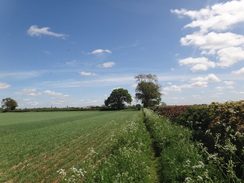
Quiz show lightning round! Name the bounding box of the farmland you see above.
[1,102,243,182]
[0,111,137,182]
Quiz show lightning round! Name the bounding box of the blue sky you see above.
[0,0,243,108]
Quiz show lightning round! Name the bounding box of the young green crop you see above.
[0,111,137,182]
[58,111,157,183]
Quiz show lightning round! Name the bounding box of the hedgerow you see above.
[159,101,244,182]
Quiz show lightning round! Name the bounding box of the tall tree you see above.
[105,88,132,110]
[135,74,161,108]
[1,98,18,111]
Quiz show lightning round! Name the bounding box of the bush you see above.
[171,101,244,181]
[175,106,210,131]
[151,105,207,119]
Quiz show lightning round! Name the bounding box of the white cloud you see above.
[15,89,36,94]
[15,89,42,96]
[190,73,221,83]
[66,60,78,66]
[232,67,244,75]
[217,47,244,67]
[179,57,215,72]
[131,84,138,88]
[189,81,208,88]
[172,0,244,32]
[215,80,235,91]
[164,85,183,92]
[43,90,69,98]
[0,82,11,89]
[27,25,67,38]
[15,89,69,99]
[79,72,97,76]
[180,32,244,68]
[174,1,244,69]
[231,91,244,94]
[0,71,41,80]
[98,62,116,68]
[223,81,235,86]
[91,49,112,54]
[163,74,220,92]
[181,32,244,51]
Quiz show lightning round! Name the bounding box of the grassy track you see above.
[0,111,137,182]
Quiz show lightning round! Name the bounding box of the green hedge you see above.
[159,101,244,181]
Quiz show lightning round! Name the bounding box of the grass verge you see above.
[143,109,226,183]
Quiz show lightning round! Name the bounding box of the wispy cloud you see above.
[98,62,116,68]
[163,74,220,92]
[65,60,78,66]
[0,71,42,79]
[43,90,69,98]
[15,89,42,96]
[27,25,67,39]
[232,67,244,75]
[79,71,97,76]
[91,49,112,54]
[15,89,69,99]
[0,82,11,89]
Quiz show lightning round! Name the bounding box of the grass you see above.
[0,111,137,182]
[1,109,234,182]
[83,111,157,183]
[143,109,225,183]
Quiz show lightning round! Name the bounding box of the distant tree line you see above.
[1,74,164,112]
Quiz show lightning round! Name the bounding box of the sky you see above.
[0,0,243,108]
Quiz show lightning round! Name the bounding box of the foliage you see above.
[209,101,244,133]
[152,105,190,118]
[175,106,211,131]
[170,101,244,181]
[82,112,156,183]
[151,104,208,119]
[135,104,142,110]
[1,97,18,111]
[12,107,102,112]
[143,109,224,182]
[207,101,244,181]
[135,74,161,108]
[104,88,132,110]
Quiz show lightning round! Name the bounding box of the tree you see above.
[135,74,161,108]
[1,98,18,111]
[105,88,132,110]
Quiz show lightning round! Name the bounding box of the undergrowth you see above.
[143,109,226,183]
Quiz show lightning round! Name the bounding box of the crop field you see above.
[1,102,243,183]
[0,111,137,182]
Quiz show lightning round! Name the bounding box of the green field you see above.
[0,111,137,182]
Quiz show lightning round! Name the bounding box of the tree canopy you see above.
[135,74,161,108]
[1,98,18,111]
[105,88,132,110]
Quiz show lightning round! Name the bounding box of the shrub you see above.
[171,101,244,181]
[175,106,210,131]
